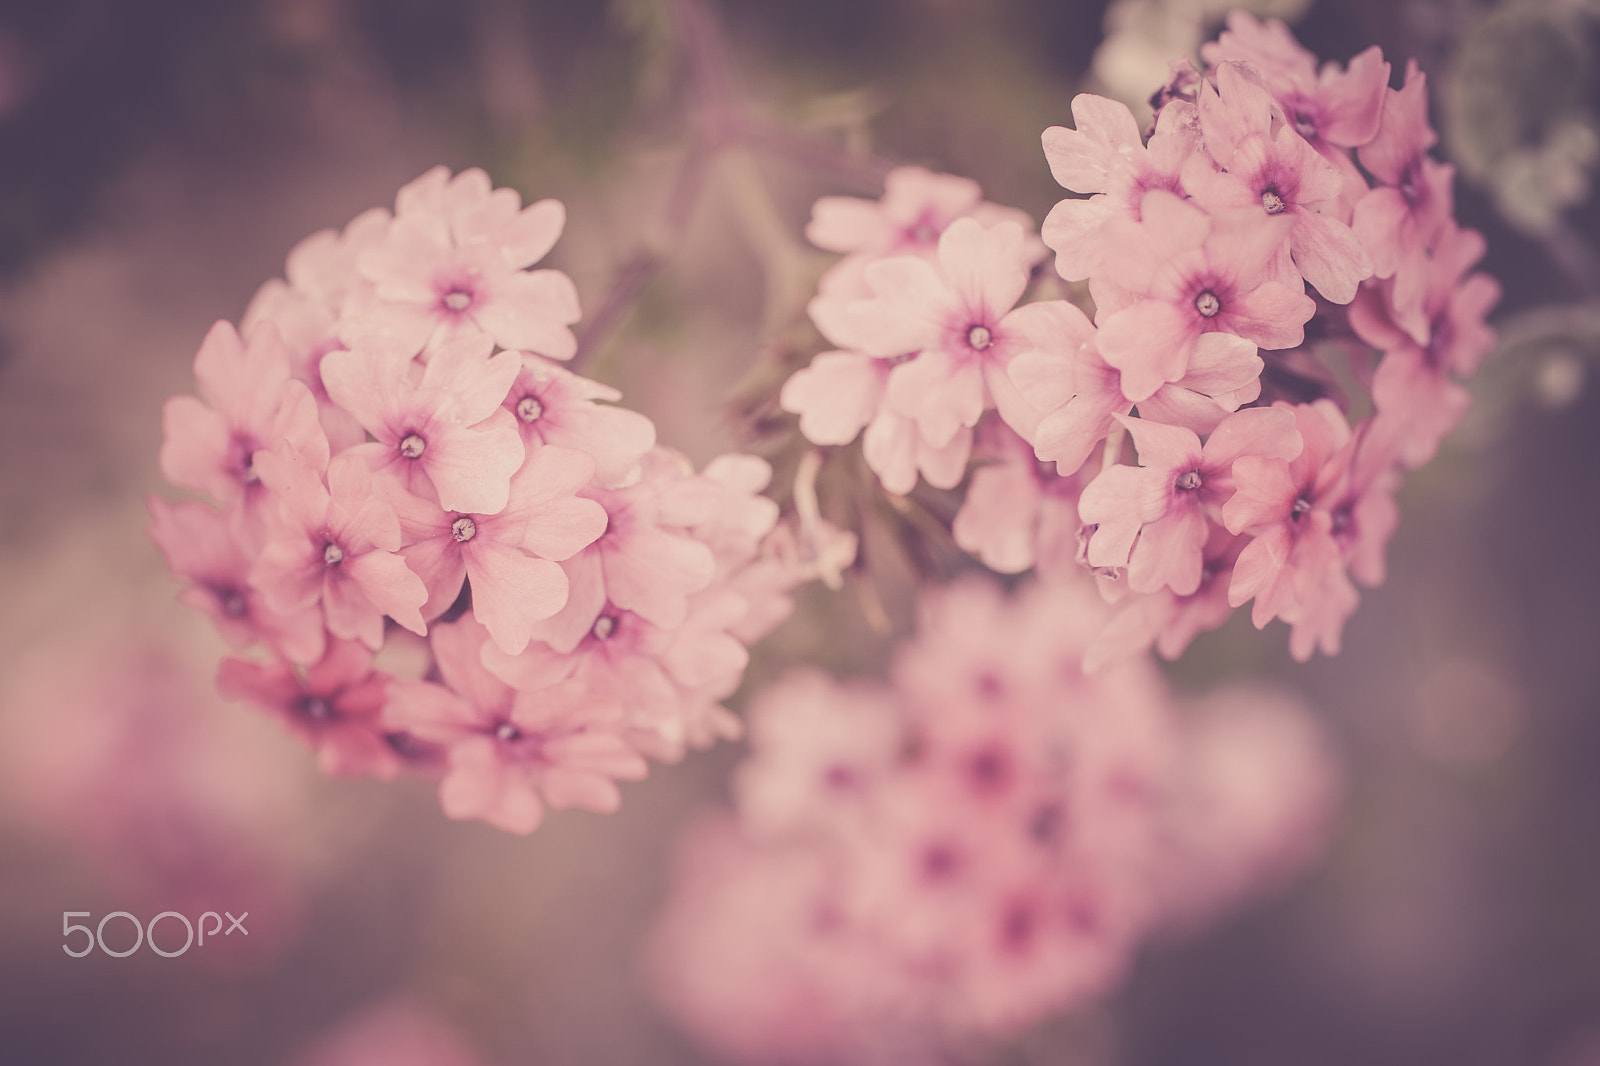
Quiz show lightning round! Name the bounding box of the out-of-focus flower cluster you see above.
[648,576,1336,1063]
[782,12,1500,664]
[151,167,851,834]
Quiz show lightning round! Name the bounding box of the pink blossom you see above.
[249,449,429,649]
[1011,330,1263,476]
[1352,221,1501,467]
[1083,527,1248,673]
[952,421,1087,577]
[529,448,717,652]
[282,205,392,309]
[1041,96,1201,283]
[1078,407,1302,595]
[824,218,1055,446]
[147,495,326,665]
[387,443,605,654]
[809,165,1038,298]
[217,638,400,779]
[385,618,646,834]
[500,353,656,487]
[319,331,526,514]
[734,668,902,840]
[1201,12,1390,151]
[1185,63,1373,303]
[241,282,367,452]
[779,350,886,447]
[1352,62,1456,281]
[1092,190,1313,401]
[345,167,581,358]
[862,409,973,495]
[159,321,329,533]
[1221,401,1397,660]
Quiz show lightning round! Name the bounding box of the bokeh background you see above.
[1,0,1598,1063]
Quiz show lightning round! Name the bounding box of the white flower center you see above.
[451,516,477,543]
[399,433,426,459]
[1194,290,1221,318]
[592,614,617,641]
[1261,189,1286,215]
[443,290,472,312]
[323,542,344,566]
[1175,470,1202,491]
[494,721,520,741]
[967,325,993,350]
[516,396,544,423]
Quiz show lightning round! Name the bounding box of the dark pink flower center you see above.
[920,842,961,882]
[1029,802,1064,845]
[966,743,1013,794]
[216,586,248,618]
[823,763,857,789]
[297,695,334,721]
[494,721,521,742]
[1001,901,1037,951]
[1290,497,1314,521]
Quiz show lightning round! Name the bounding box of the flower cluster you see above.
[648,576,1336,1063]
[783,14,1498,663]
[151,167,849,834]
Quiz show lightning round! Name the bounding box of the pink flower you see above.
[147,495,326,665]
[808,165,1038,298]
[1092,190,1313,401]
[1184,63,1373,303]
[500,354,656,487]
[159,320,329,531]
[319,331,526,514]
[952,421,1088,576]
[1201,12,1390,151]
[1352,221,1500,467]
[1078,407,1302,595]
[1041,96,1201,283]
[1352,62,1456,281]
[862,408,973,495]
[529,449,717,652]
[734,668,903,840]
[387,444,606,654]
[1011,330,1263,476]
[241,283,367,452]
[345,167,581,358]
[385,618,647,834]
[1082,527,1247,673]
[217,638,400,779]
[1222,401,1392,660]
[780,350,887,447]
[249,449,429,649]
[825,218,1055,446]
